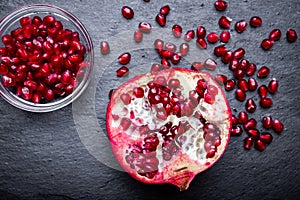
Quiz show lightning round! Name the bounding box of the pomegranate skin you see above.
[106,68,231,190]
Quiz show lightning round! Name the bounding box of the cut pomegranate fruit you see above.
[214,0,228,11]
[261,39,274,50]
[235,20,248,33]
[206,32,219,44]
[286,29,298,43]
[121,6,134,19]
[250,16,262,27]
[106,68,231,190]
[269,29,282,41]
[172,25,182,38]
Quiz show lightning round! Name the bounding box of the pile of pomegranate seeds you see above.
[0,15,88,103]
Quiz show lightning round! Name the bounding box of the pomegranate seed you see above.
[214,45,227,57]
[238,111,248,124]
[257,66,270,78]
[238,59,249,71]
[160,5,170,15]
[151,64,162,74]
[247,129,260,139]
[21,86,32,100]
[24,80,38,90]
[233,69,245,79]
[225,79,236,91]
[120,118,131,131]
[215,74,227,85]
[100,41,110,55]
[165,43,177,53]
[134,30,143,43]
[246,63,257,76]
[233,48,245,60]
[32,92,41,104]
[286,29,298,43]
[118,52,131,65]
[220,30,230,43]
[184,30,195,42]
[221,51,233,64]
[203,58,217,71]
[196,38,207,49]
[191,62,204,71]
[272,119,284,133]
[168,79,180,89]
[269,29,282,41]
[161,58,171,68]
[156,14,166,27]
[196,26,206,38]
[179,43,189,56]
[268,78,278,94]
[121,93,131,105]
[0,63,8,75]
[44,89,54,101]
[172,24,182,38]
[116,66,129,77]
[133,87,144,98]
[2,35,14,45]
[244,118,257,131]
[245,98,256,113]
[154,39,164,51]
[219,16,231,29]
[230,126,243,136]
[139,22,152,33]
[61,70,72,85]
[122,6,134,19]
[255,139,266,151]
[214,0,228,11]
[235,89,246,101]
[244,137,254,150]
[250,16,262,27]
[260,132,273,144]
[258,85,268,98]
[237,79,248,92]
[235,20,248,33]
[171,53,182,65]
[248,77,258,91]
[20,16,31,27]
[2,75,15,87]
[232,115,239,127]
[43,15,56,27]
[206,32,219,43]
[160,50,173,58]
[261,39,274,50]
[262,116,273,129]
[143,0,150,2]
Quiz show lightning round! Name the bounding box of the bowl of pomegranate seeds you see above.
[0,4,93,112]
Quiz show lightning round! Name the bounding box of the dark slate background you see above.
[0,0,299,199]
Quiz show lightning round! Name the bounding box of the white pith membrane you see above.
[106,68,231,190]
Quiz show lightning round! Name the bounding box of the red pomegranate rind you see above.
[106,68,231,190]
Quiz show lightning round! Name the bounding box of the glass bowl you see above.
[0,4,93,112]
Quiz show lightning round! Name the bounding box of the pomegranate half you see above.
[106,68,231,190]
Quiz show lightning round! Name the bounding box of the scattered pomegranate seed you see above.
[246,63,257,76]
[220,30,230,43]
[233,48,245,60]
[260,133,273,144]
[151,64,162,74]
[224,79,236,91]
[233,69,245,79]
[258,85,268,98]
[235,89,246,101]
[139,22,152,33]
[134,30,143,43]
[100,41,110,55]
[171,53,182,65]
[172,24,182,38]
[269,29,282,41]
[154,39,164,51]
[257,66,270,78]
[215,74,227,85]
[179,43,189,56]
[262,116,273,129]
[250,16,262,27]
[118,52,131,65]
[161,58,171,68]
[184,30,195,42]
[116,66,129,77]
[232,115,239,127]
[191,62,204,71]
[161,50,174,58]
[247,129,260,139]
[160,5,170,15]
[244,118,257,131]
[203,58,217,71]
[207,32,219,43]
[238,111,248,124]
[121,6,134,19]
[156,14,166,27]
[272,119,284,133]
[214,45,228,57]
[196,38,207,49]
[237,79,248,92]
[214,0,228,11]
[244,137,254,150]
[231,126,243,136]
[219,16,231,29]
[261,39,274,50]
[221,51,233,64]
[268,78,278,94]
[245,98,256,113]
[254,139,266,151]
[260,98,273,108]
[197,26,206,38]
[248,78,258,91]
[235,20,248,33]
[286,29,298,43]
[165,43,176,53]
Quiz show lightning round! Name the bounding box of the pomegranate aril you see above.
[261,39,274,50]
[121,93,131,105]
[100,41,110,55]
[161,58,171,68]
[220,30,230,43]
[160,5,170,15]
[191,62,204,71]
[172,25,182,38]
[245,98,256,113]
[161,50,174,58]
[180,43,189,56]
[233,69,245,80]
[24,80,38,90]
[118,52,131,65]
[2,75,15,87]
[196,26,206,38]
[247,129,260,139]
[2,35,14,45]
[246,63,257,76]
[139,22,152,33]
[231,115,239,127]
[233,48,245,60]
[134,30,143,43]
[268,78,278,94]
[250,16,262,27]
[286,29,298,43]
[255,139,266,151]
[238,111,248,124]
[221,51,233,64]
[244,118,257,131]
[262,116,273,129]
[257,66,270,78]
[225,79,236,91]
[0,63,8,75]
[215,74,227,85]
[116,66,129,77]
[21,87,32,100]
[244,137,254,150]
[43,15,56,27]
[44,88,54,101]
[269,29,282,41]
[237,79,248,92]
[235,20,248,33]
[122,6,134,19]
[196,38,207,49]
[203,58,217,71]
[214,45,227,57]
[260,133,273,144]
[184,30,195,42]
[248,78,258,91]
[231,126,243,136]
[133,87,144,98]
[272,119,284,133]
[258,85,268,98]
[156,14,166,27]
[151,64,162,74]
[206,32,219,43]
[32,92,41,104]
[214,0,228,11]
[165,43,176,53]
[235,89,246,101]
[219,16,231,29]
[171,53,182,65]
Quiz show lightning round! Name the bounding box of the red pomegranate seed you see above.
[234,69,245,79]
[43,15,56,26]
[203,58,217,71]
[250,16,262,27]
[238,59,249,71]
[214,45,228,57]
[238,111,248,124]
[215,74,227,85]
[220,30,230,43]
[2,75,15,87]
[244,118,257,131]
[100,41,110,55]
[151,64,162,74]
[156,14,166,27]
[260,132,273,144]
[116,66,129,77]
[233,48,245,60]
[268,78,278,94]
[121,6,134,19]
[121,93,131,105]
[184,30,195,42]
[237,79,248,92]
[134,30,143,43]
[32,92,41,104]
[196,38,207,49]
[161,50,174,58]
[65,84,74,95]
[219,16,231,29]
[231,126,243,136]
[139,22,152,33]
[229,59,239,71]
[246,63,257,76]
[255,139,266,151]
[0,63,8,75]
[286,29,298,43]
[272,119,284,133]
[262,116,273,129]
[143,0,150,2]
[221,51,233,64]
[154,39,164,51]
[180,43,189,56]
[258,85,268,98]
[118,52,131,65]
[248,78,258,91]
[269,29,282,41]
[44,88,54,101]
[20,16,31,27]
[191,62,204,71]
[225,79,236,91]
[161,58,171,68]
[244,137,254,150]
[172,24,182,38]
[160,5,170,15]
[196,26,206,38]
[257,66,270,78]
[232,115,239,127]
[247,129,260,139]
[2,35,14,45]
[133,87,144,98]
[214,0,228,11]
[171,53,182,65]
[207,32,219,43]
[245,98,256,113]
[235,20,248,33]
[261,39,274,50]
[165,43,177,53]
[235,89,246,101]
[260,98,273,108]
